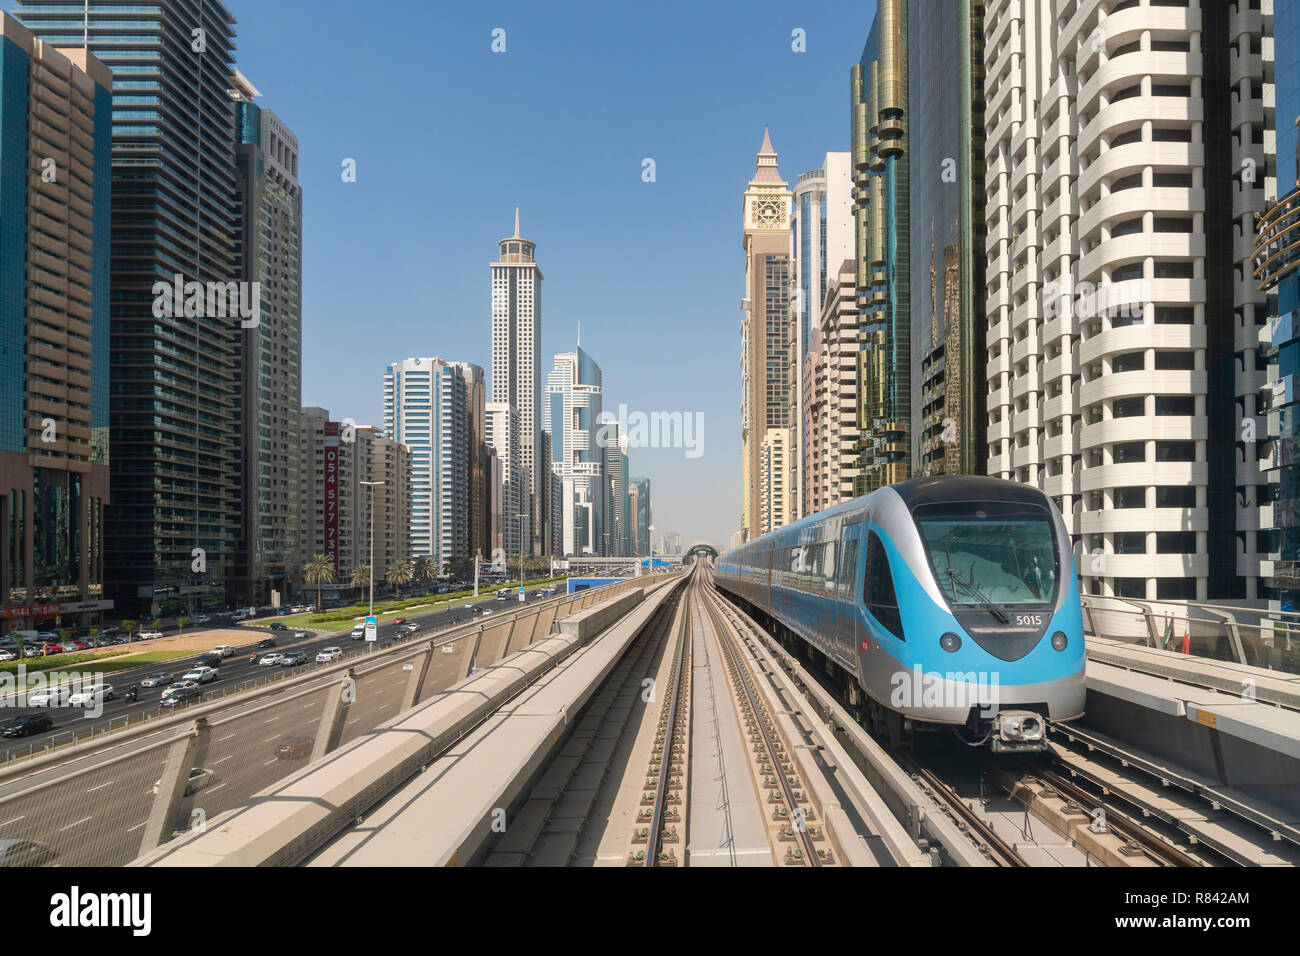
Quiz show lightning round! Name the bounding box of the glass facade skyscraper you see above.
[18,0,243,618]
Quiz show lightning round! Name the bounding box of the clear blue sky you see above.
[14,0,877,551]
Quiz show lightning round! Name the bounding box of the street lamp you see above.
[360,480,384,620]
[516,512,529,594]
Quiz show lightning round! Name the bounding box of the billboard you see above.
[325,422,340,572]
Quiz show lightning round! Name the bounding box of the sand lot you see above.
[97,627,305,658]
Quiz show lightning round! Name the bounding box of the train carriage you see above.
[715,476,1086,752]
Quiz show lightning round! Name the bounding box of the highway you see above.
[0,589,550,762]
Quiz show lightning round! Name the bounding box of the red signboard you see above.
[325,422,340,572]
[0,603,60,620]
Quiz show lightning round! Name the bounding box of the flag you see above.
[1162,615,1173,650]
[1181,623,1191,655]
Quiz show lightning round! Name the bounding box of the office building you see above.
[455,362,490,561]
[486,401,528,559]
[851,0,912,492]
[990,0,1267,602]
[384,358,468,571]
[547,346,605,556]
[602,424,630,557]
[18,0,244,619]
[628,476,652,556]
[0,14,112,631]
[760,428,793,535]
[491,210,542,554]
[230,72,302,607]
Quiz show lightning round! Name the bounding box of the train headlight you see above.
[1051,631,1068,652]
[940,632,962,653]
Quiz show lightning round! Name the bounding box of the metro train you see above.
[713,476,1086,752]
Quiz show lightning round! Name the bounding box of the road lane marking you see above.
[0,815,26,829]
[59,815,92,832]
[215,755,234,764]
[85,781,114,793]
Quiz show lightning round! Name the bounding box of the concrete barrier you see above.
[555,588,644,643]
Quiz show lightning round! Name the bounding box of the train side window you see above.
[838,540,858,599]
[864,531,905,640]
[822,543,838,593]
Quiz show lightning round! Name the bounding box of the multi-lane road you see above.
[0,589,551,761]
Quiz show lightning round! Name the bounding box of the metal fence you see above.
[0,573,677,867]
[1081,593,1300,675]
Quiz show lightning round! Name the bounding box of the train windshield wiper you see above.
[948,568,1010,624]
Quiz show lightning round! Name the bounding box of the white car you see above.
[258,653,283,666]
[138,631,164,641]
[293,630,307,640]
[68,684,114,707]
[151,767,215,797]
[315,647,342,663]
[0,651,14,662]
[212,645,234,658]
[25,687,71,707]
[193,615,212,625]
[182,665,218,684]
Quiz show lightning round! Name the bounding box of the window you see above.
[912,501,1058,606]
[1156,532,1196,553]
[1155,395,1194,415]
[1110,217,1143,237]
[1115,532,1146,554]
[1114,486,1146,508]
[1113,441,1146,463]
[1153,172,1193,187]
[1156,486,1196,508]
[1113,352,1144,373]
[1115,578,1146,598]
[863,531,904,640]
[1156,577,1196,600]
[838,538,859,599]
[1154,261,1195,279]
[1155,351,1195,370]
[1113,397,1145,417]
[1155,441,1195,462]
[1155,307,1194,324]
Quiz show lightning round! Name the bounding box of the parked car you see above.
[160,681,201,706]
[0,839,55,867]
[182,665,218,684]
[151,767,215,797]
[140,672,175,688]
[193,615,212,625]
[275,735,313,760]
[315,647,343,663]
[257,653,284,666]
[1,714,53,738]
[0,651,14,663]
[212,645,234,658]
[68,684,114,707]
[279,651,306,667]
[257,638,277,649]
[138,630,164,641]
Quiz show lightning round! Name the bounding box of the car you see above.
[401,622,422,634]
[270,622,288,631]
[496,590,511,601]
[160,681,201,706]
[315,647,342,663]
[0,839,55,867]
[66,641,91,651]
[257,638,277,649]
[36,632,55,641]
[279,651,306,667]
[1,714,54,738]
[25,687,71,707]
[258,653,284,666]
[276,735,313,760]
[68,684,114,707]
[140,672,175,688]
[194,652,223,669]
[138,630,164,640]
[293,630,307,640]
[193,614,212,625]
[464,604,479,614]
[0,651,14,663]
[350,626,366,641]
[182,665,217,684]
[151,767,215,797]
[212,645,234,658]
[391,618,407,626]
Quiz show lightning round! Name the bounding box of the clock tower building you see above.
[740,127,794,540]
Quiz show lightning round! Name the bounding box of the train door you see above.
[836,522,865,667]
[765,542,774,615]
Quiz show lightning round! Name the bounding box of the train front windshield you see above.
[912,501,1059,608]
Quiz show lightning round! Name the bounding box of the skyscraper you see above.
[491,209,542,554]
[628,477,652,556]
[384,358,468,571]
[486,401,526,560]
[741,127,794,539]
[0,14,112,632]
[989,0,1267,603]
[18,0,243,619]
[602,424,630,557]
[547,346,605,556]
[791,155,853,518]
[455,362,489,561]
[231,71,302,607]
[852,0,911,493]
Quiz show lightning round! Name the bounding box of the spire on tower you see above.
[758,124,775,156]
[513,207,521,238]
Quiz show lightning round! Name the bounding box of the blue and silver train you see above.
[714,476,1086,752]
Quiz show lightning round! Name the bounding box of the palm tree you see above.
[350,565,371,599]
[121,619,136,643]
[385,561,414,599]
[304,554,337,612]
[413,557,438,588]
[89,627,100,649]
[177,616,190,637]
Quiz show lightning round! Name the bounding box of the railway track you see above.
[701,587,834,866]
